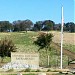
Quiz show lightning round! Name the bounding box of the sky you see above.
[0,0,74,24]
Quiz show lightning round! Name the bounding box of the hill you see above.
[0,31,75,68]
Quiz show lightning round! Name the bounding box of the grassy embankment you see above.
[0,31,75,67]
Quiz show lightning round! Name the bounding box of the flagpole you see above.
[60,6,64,69]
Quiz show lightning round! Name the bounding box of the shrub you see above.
[0,38,16,62]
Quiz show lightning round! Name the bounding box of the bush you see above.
[0,38,16,62]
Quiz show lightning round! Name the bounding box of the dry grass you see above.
[50,31,75,45]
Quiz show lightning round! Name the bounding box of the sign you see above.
[11,52,39,66]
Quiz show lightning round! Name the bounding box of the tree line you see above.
[0,19,75,32]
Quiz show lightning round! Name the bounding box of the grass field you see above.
[0,31,74,51]
[51,31,75,45]
[0,31,75,68]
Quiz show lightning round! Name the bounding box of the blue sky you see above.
[0,0,74,24]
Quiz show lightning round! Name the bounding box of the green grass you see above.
[0,32,39,52]
[64,44,75,53]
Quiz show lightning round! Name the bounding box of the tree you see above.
[64,22,75,32]
[0,21,13,32]
[13,19,33,32]
[34,32,53,51]
[0,38,16,62]
[69,22,75,32]
[22,19,33,31]
[33,21,43,31]
[13,20,22,31]
[34,32,53,66]
[42,20,55,31]
[54,23,61,31]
